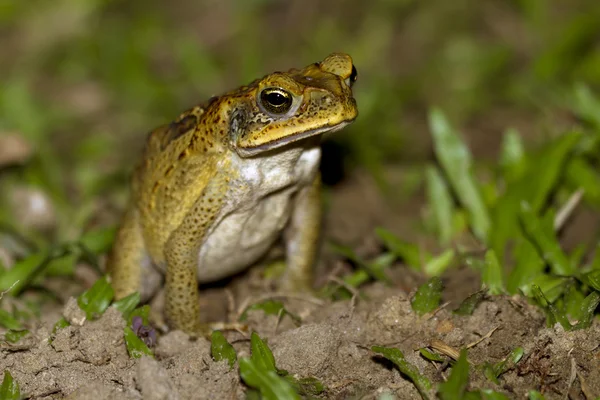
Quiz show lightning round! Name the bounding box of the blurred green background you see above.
[1,0,600,243]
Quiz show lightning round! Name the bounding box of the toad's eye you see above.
[259,88,293,115]
[350,65,358,84]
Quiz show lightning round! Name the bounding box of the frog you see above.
[107,53,358,336]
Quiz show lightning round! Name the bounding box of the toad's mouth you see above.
[235,121,352,157]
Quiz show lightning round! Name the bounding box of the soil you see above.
[1,170,599,400]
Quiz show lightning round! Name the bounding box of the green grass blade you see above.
[112,292,141,319]
[425,165,454,244]
[482,249,504,295]
[499,128,526,183]
[0,309,23,330]
[527,133,581,212]
[483,347,524,384]
[211,330,237,368]
[583,269,600,291]
[429,108,490,242]
[250,332,277,372]
[283,376,325,396]
[570,83,600,128]
[46,251,79,276]
[77,275,114,320]
[240,300,293,322]
[520,204,574,276]
[481,390,511,400]
[522,275,569,303]
[572,292,600,330]
[563,284,585,320]
[335,271,368,298]
[123,326,154,359]
[438,349,470,400]
[0,250,48,295]
[325,253,394,299]
[565,158,600,205]
[51,318,70,337]
[239,357,300,400]
[454,290,486,316]
[528,390,546,400]
[329,242,392,283]
[0,371,20,400]
[4,329,29,343]
[411,277,443,316]
[568,244,587,272]
[532,285,571,330]
[591,243,600,270]
[372,346,432,399]
[423,249,455,276]
[375,227,425,270]
[419,348,444,362]
[507,238,545,294]
[490,132,581,261]
[489,190,523,265]
[79,226,117,255]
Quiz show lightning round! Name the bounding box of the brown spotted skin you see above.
[107,53,358,336]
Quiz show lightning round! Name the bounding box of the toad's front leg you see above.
[282,172,322,292]
[163,180,226,337]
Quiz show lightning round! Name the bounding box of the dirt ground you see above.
[1,170,599,400]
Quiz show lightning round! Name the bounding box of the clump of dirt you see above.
[2,307,134,398]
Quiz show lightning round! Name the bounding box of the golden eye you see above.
[259,88,293,114]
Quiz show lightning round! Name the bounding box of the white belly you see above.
[196,145,321,282]
[196,188,294,282]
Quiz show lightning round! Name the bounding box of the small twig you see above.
[429,339,461,361]
[566,354,577,400]
[0,280,19,301]
[554,188,584,231]
[328,276,359,298]
[428,330,499,365]
[423,302,451,321]
[578,369,596,400]
[224,288,236,321]
[207,321,248,335]
[466,325,501,349]
[274,307,285,334]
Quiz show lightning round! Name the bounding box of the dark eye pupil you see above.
[350,65,358,83]
[267,92,286,106]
